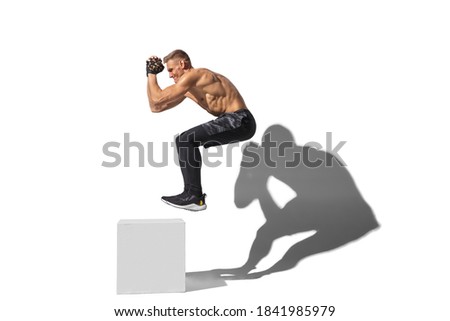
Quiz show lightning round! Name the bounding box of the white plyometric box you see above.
[117,219,185,294]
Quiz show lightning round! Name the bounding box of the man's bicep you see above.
[170,95,187,107]
[160,81,191,105]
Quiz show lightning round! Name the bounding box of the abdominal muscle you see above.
[185,69,247,116]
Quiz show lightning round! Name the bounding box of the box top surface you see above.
[118,219,185,225]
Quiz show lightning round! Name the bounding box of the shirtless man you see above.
[146,49,256,211]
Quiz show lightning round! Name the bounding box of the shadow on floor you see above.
[187,124,379,291]
[185,270,227,292]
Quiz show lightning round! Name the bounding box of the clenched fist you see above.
[146,56,164,76]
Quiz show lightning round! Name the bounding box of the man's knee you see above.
[176,132,188,149]
[177,131,199,146]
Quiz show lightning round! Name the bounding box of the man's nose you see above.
[169,72,173,78]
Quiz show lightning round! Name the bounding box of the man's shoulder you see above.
[184,68,220,86]
[190,68,215,76]
[181,68,207,81]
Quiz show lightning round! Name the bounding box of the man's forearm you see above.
[147,75,162,112]
[147,74,162,97]
[146,70,190,112]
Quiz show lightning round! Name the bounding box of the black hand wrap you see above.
[146,57,164,76]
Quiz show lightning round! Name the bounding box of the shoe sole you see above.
[161,198,207,212]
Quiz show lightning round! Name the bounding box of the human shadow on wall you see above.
[186,124,379,290]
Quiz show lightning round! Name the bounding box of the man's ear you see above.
[179,59,186,69]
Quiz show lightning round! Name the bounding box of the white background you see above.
[1,0,449,320]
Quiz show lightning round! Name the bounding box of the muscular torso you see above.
[184,68,247,116]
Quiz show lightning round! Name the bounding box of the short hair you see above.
[163,49,192,68]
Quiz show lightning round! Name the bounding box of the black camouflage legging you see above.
[175,108,256,195]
